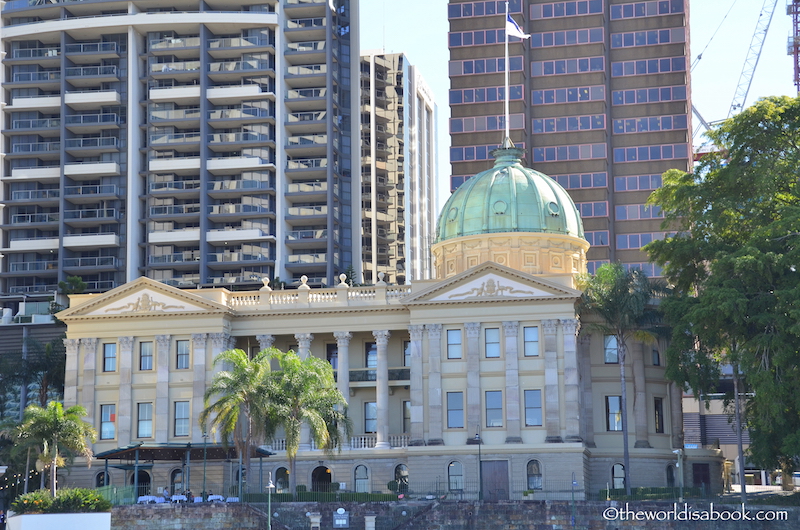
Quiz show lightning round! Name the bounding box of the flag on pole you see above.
[506,14,530,40]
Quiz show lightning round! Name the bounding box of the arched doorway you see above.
[95,471,110,488]
[130,470,151,497]
[275,467,289,493]
[311,466,332,492]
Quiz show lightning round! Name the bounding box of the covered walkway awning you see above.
[95,442,275,468]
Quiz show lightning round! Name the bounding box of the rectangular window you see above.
[364,401,377,433]
[606,396,622,431]
[137,403,153,438]
[100,404,116,440]
[176,340,190,370]
[447,392,464,428]
[326,343,338,370]
[174,401,189,437]
[402,400,411,433]
[139,341,153,371]
[403,340,411,367]
[485,328,500,358]
[524,390,542,426]
[365,342,377,368]
[652,348,661,366]
[485,390,503,427]
[447,330,462,359]
[523,327,539,356]
[604,336,619,363]
[654,397,664,433]
[103,343,116,372]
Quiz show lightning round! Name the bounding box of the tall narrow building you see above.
[359,52,437,284]
[0,0,360,308]
[447,0,691,275]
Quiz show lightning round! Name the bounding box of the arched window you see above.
[448,461,464,491]
[612,463,625,490]
[95,471,110,488]
[170,469,183,493]
[130,470,151,497]
[666,464,675,488]
[526,460,542,490]
[394,464,409,493]
[354,465,369,493]
[275,467,289,493]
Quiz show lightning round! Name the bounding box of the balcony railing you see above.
[150,108,202,121]
[64,113,120,126]
[9,284,59,294]
[64,42,118,54]
[12,47,60,59]
[149,253,201,265]
[149,36,201,50]
[208,132,272,143]
[12,141,60,153]
[287,111,327,122]
[64,185,118,196]
[208,59,272,72]
[208,107,272,120]
[286,41,326,53]
[287,134,326,146]
[11,189,60,200]
[150,132,202,144]
[287,158,327,170]
[64,137,118,149]
[207,252,274,263]
[287,182,327,193]
[207,180,271,191]
[287,205,327,216]
[63,208,118,220]
[286,87,326,100]
[286,17,326,29]
[12,71,60,82]
[63,256,118,268]
[9,260,58,272]
[150,204,202,215]
[287,229,327,240]
[208,204,273,215]
[12,118,60,129]
[84,280,118,291]
[287,253,327,264]
[65,65,118,77]
[150,180,201,192]
[12,213,59,224]
[150,61,201,73]
[208,36,272,48]
[286,64,327,76]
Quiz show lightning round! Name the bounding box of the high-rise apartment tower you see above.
[359,52,436,285]
[447,0,691,275]
[0,0,360,306]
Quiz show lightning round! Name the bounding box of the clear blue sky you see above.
[359,0,798,209]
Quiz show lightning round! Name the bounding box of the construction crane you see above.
[789,0,800,93]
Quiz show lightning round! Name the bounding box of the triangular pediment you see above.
[58,277,230,319]
[403,262,581,305]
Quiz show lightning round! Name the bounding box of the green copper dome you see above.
[435,142,585,243]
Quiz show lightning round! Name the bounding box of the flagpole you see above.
[504,0,510,141]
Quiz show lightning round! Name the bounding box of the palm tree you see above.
[262,350,351,495]
[200,348,272,484]
[578,263,664,496]
[24,337,67,407]
[19,401,96,495]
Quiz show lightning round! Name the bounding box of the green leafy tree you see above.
[262,350,351,494]
[578,263,665,496]
[57,276,86,295]
[647,95,800,489]
[19,402,96,496]
[200,348,273,483]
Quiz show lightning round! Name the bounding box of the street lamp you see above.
[475,432,482,501]
[673,449,684,503]
[202,432,208,501]
[267,472,274,530]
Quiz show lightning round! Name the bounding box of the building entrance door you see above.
[481,460,509,501]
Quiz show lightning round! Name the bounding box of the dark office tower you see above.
[447,0,691,275]
[0,0,361,308]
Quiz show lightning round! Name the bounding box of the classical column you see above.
[464,322,481,436]
[154,335,171,443]
[373,330,391,449]
[502,322,522,443]
[562,319,582,442]
[543,320,562,442]
[192,334,208,440]
[63,339,80,408]
[633,342,651,448]
[80,338,98,432]
[408,325,426,446]
[579,335,595,447]
[333,331,352,449]
[295,333,313,359]
[256,334,275,351]
[425,324,443,445]
[118,336,134,443]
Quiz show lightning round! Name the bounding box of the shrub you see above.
[11,490,53,515]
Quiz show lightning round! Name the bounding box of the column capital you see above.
[333,331,352,345]
[192,333,208,348]
[80,337,98,349]
[408,324,425,341]
[208,333,229,349]
[118,336,134,351]
[464,322,481,338]
[64,338,80,352]
[256,334,274,350]
[294,333,314,344]
[372,329,390,345]
[560,318,580,336]
[542,319,559,334]
[502,321,519,337]
[425,324,442,339]
[156,334,172,349]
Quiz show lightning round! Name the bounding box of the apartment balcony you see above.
[285,110,326,133]
[207,36,274,59]
[7,166,60,183]
[149,179,202,195]
[206,228,272,245]
[7,237,59,251]
[150,60,201,76]
[63,233,120,248]
[10,46,61,63]
[147,229,201,245]
[62,256,119,272]
[208,106,274,126]
[63,184,120,204]
[207,131,274,152]
[208,203,275,220]
[207,251,275,269]
[207,179,274,199]
[161,276,200,288]
[64,161,120,179]
[286,157,327,177]
[9,70,60,89]
[148,36,201,54]
[64,42,119,64]
[63,208,120,226]
[8,284,59,295]
[64,112,121,133]
[150,107,202,125]
[149,204,202,219]
[8,94,61,111]
[287,181,327,201]
[64,65,118,88]
[207,156,275,174]
[285,17,326,40]
[10,189,60,205]
[83,280,118,292]
[10,212,59,226]
[286,134,327,156]
[285,229,328,248]
[286,205,327,220]
[149,85,201,104]
[207,83,275,105]
[7,117,61,135]
[64,136,119,156]
[285,63,327,88]
[149,252,202,268]
[8,141,60,161]
[286,253,327,271]
[284,0,327,18]
[150,131,202,148]
[285,87,327,111]
[8,260,58,273]
[347,434,409,450]
[148,156,201,173]
[65,89,120,110]
[285,40,325,64]
[208,59,274,83]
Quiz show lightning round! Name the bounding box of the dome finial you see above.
[500,136,515,149]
